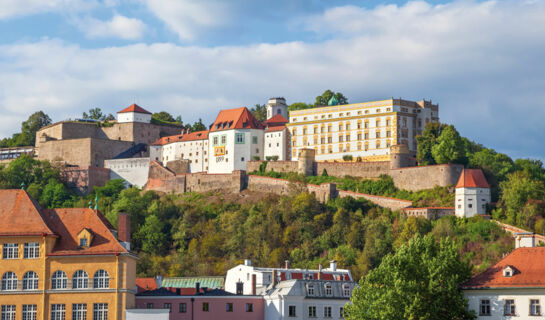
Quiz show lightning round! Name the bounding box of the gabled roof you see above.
[136,278,159,293]
[265,125,287,133]
[118,104,152,114]
[462,247,545,289]
[151,130,209,146]
[456,169,489,188]
[265,114,288,126]
[0,190,55,236]
[209,107,264,132]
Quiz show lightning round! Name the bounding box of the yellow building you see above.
[287,98,439,162]
[0,189,136,320]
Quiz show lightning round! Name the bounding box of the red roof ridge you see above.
[456,168,489,188]
[209,107,264,132]
[118,104,152,114]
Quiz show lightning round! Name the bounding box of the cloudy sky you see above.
[1,0,544,160]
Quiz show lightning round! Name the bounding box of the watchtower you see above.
[266,97,288,120]
[390,144,410,169]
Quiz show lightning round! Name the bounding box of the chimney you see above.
[330,260,337,271]
[244,259,252,266]
[318,264,322,280]
[195,282,200,295]
[251,274,256,295]
[272,270,278,287]
[285,260,290,269]
[118,213,131,251]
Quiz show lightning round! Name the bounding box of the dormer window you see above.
[325,282,332,296]
[503,266,514,277]
[77,229,93,248]
[307,284,314,296]
[79,238,88,247]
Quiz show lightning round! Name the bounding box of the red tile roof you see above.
[463,247,545,289]
[118,104,152,114]
[136,278,159,293]
[265,114,288,126]
[151,130,209,146]
[456,169,489,188]
[209,107,264,132]
[0,190,55,236]
[265,125,286,133]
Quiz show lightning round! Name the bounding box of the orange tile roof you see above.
[265,114,288,125]
[209,107,264,132]
[43,208,127,256]
[151,130,209,146]
[118,103,152,114]
[456,169,489,188]
[136,278,159,293]
[265,125,287,133]
[463,247,545,289]
[0,190,55,236]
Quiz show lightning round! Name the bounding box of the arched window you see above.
[1,272,17,291]
[324,282,332,296]
[23,271,39,290]
[72,270,88,289]
[51,271,67,289]
[93,270,110,289]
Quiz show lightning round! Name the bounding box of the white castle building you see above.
[455,169,491,218]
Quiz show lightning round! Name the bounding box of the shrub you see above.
[265,156,273,161]
[258,161,268,173]
[253,156,260,161]
[271,155,279,161]
[343,155,353,162]
[322,169,328,177]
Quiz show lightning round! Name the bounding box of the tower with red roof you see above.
[117,103,152,123]
[455,168,491,218]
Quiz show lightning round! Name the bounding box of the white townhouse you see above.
[264,113,290,161]
[150,130,209,173]
[462,236,545,319]
[455,168,491,218]
[207,107,265,174]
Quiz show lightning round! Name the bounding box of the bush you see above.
[322,169,328,177]
[253,156,260,161]
[265,156,272,161]
[343,155,353,162]
[259,161,268,173]
[271,155,279,161]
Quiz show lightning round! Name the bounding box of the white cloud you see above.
[143,0,229,41]
[0,0,95,20]
[1,1,545,160]
[77,15,147,40]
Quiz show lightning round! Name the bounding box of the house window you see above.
[147,303,154,309]
[325,283,332,296]
[72,270,89,289]
[338,124,343,131]
[386,119,391,126]
[357,133,362,140]
[328,137,332,143]
[22,271,39,290]
[246,303,253,312]
[324,306,332,318]
[93,270,109,289]
[480,299,491,316]
[22,304,37,320]
[504,299,516,316]
[346,124,350,130]
[236,133,244,144]
[221,135,226,144]
[72,304,87,320]
[252,136,258,144]
[364,133,369,139]
[531,299,541,316]
[213,136,218,145]
[179,303,187,313]
[376,131,381,138]
[3,243,18,259]
[1,272,17,291]
[343,284,350,297]
[202,303,209,312]
[93,303,108,320]
[288,306,296,317]
[51,271,67,289]
[24,242,39,259]
[307,284,314,296]
[51,304,65,320]
[226,303,233,312]
[79,238,88,247]
[308,306,316,318]
[339,136,344,143]
[468,204,473,208]
[164,303,172,312]
[1,305,15,320]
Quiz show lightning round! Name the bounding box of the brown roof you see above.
[456,169,489,188]
[265,125,287,133]
[118,103,152,114]
[0,190,55,236]
[463,247,545,289]
[265,114,288,126]
[151,130,209,146]
[209,107,264,132]
[136,278,159,293]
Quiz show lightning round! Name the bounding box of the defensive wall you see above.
[61,166,111,195]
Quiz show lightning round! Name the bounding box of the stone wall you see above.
[186,171,246,194]
[105,158,150,188]
[336,190,412,211]
[316,161,390,179]
[246,161,298,174]
[389,164,463,191]
[61,166,111,195]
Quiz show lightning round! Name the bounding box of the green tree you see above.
[0,111,52,147]
[40,178,72,208]
[431,125,466,164]
[314,90,348,106]
[135,214,167,254]
[416,122,446,165]
[250,104,267,122]
[345,234,475,320]
[288,102,313,112]
[191,118,207,132]
[394,216,432,247]
[83,108,104,120]
[152,111,176,123]
[499,171,545,224]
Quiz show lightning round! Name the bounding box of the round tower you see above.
[390,144,410,169]
[298,148,315,176]
[266,97,288,120]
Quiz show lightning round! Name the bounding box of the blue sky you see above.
[1,0,544,161]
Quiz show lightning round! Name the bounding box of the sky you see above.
[0,0,544,161]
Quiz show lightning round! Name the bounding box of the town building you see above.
[150,130,209,172]
[129,286,264,320]
[455,168,491,218]
[462,243,545,319]
[207,107,265,174]
[401,207,455,220]
[287,98,439,162]
[0,189,137,320]
[264,113,290,161]
[0,146,35,164]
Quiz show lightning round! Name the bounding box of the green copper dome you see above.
[328,95,339,106]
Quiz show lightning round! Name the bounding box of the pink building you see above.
[131,287,264,320]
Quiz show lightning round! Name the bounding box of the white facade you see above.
[104,158,150,188]
[465,289,545,319]
[150,145,162,162]
[160,139,208,173]
[208,129,264,174]
[264,128,289,161]
[263,280,354,320]
[455,187,491,218]
[126,309,169,320]
[118,112,152,123]
[267,97,288,120]
[288,98,438,162]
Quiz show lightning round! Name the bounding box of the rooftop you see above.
[209,107,264,132]
[118,103,152,114]
[161,276,224,289]
[456,168,490,188]
[151,130,209,146]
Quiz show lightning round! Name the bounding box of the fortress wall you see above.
[337,190,412,211]
[390,164,463,191]
[246,161,298,174]
[61,166,110,195]
[316,161,391,179]
[185,171,246,194]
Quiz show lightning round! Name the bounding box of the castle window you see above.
[314,127,318,134]
[339,136,343,143]
[236,133,244,144]
[324,306,332,318]
[221,135,227,144]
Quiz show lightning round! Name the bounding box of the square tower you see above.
[455,169,491,218]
